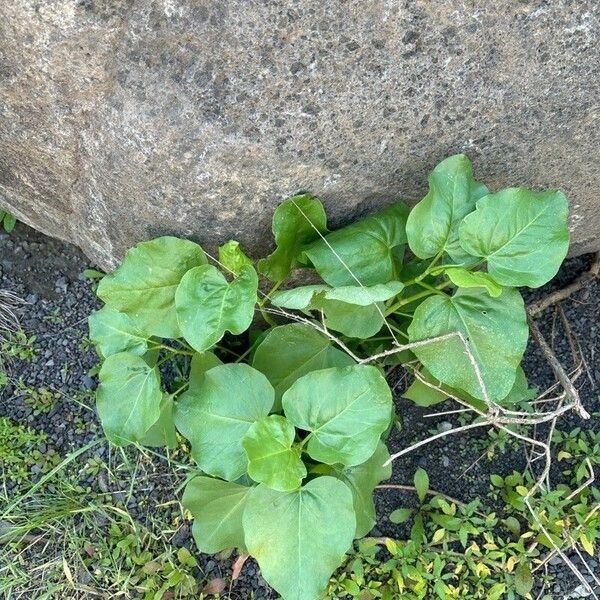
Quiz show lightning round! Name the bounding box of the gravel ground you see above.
[0,223,598,599]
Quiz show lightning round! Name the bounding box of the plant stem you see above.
[259,280,283,307]
[385,281,450,316]
[258,280,284,327]
[297,432,313,450]
[149,343,194,356]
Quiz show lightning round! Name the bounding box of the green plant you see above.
[0,417,59,484]
[88,154,570,600]
[0,209,16,233]
[329,474,545,600]
[1,331,37,361]
[17,383,61,416]
[554,428,600,483]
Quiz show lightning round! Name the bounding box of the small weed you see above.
[42,306,62,324]
[16,382,61,416]
[0,209,16,233]
[0,417,59,485]
[1,331,37,361]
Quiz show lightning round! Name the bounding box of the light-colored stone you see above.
[1,1,598,270]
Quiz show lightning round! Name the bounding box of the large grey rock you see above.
[1,1,598,270]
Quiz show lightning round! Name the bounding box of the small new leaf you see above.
[218,240,253,275]
[445,267,502,298]
[405,154,488,261]
[258,194,328,282]
[243,415,307,491]
[414,468,429,503]
[514,561,534,596]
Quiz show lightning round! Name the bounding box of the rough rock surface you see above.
[1,1,598,269]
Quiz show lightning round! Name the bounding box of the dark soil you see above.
[0,223,598,599]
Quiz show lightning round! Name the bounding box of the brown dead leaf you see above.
[232,553,249,580]
[202,577,227,595]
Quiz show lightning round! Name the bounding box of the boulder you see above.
[0,0,598,270]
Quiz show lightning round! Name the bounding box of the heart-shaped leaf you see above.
[258,194,328,282]
[252,324,355,408]
[303,202,409,286]
[97,236,207,338]
[407,287,528,400]
[183,476,253,553]
[243,477,355,600]
[243,415,306,491]
[88,307,149,358]
[282,365,393,466]
[458,188,569,287]
[175,264,258,352]
[174,364,274,480]
[406,155,488,261]
[96,353,162,445]
[445,268,502,297]
[330,442,392,537]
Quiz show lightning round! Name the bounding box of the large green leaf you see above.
[252,324,355,408]
[183,476,252,553]
[97,236,206,338]
[188,351,222,392]
[405,155,488,261]
[175,264,258,352]
[282,365,392,466]
[258,194,328,282]
[138,394,177,448]
[407,288,528,400]
[242,415,306,491]
[218,240,253,275]
[88,306,149,358]
[174,364,274,480]
[303,202,409,286]
[331,442,392,538]
[458,188,570,287]
[243,477,355,600]
[96,353,162,445]
[271,281,403,310]
[271,282,403,340]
